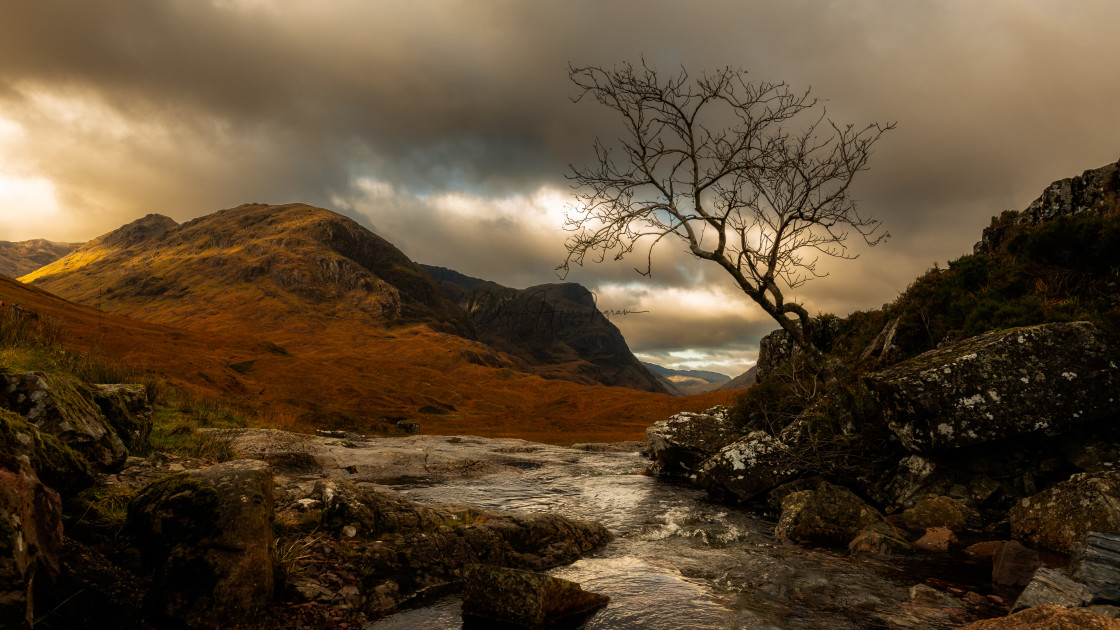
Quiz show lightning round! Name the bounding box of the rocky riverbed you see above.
[210,428,1001,629]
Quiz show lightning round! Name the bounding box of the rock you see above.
[127,460,275,628]
[775,480,884,545]
[993,541,1042,587]
[91,384,153,453]
[871,454,939,511]
[461,564,609,628]
[902,495,979,532]
[755,316,840,382]
[1011,568,1093,612]
[1087,605,1120,618]
[965,540,1005,561]
[0,408,92,496]
[0,370,128,470]
[914,527,959,553]
[1010,471,1120,554]
[696,431,800,502]
[645,407,740,473]
[1072,532,1120,603]
[867,321,1120,452]
[976,160,1120,254]
[958,605,1120,629]
[849,522,913,556]
[909,584,964,608]
[0,458,62,629]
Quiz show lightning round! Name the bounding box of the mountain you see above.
[14,203,738,441]
[641,362,731,396]
[0,239,81,277]
[23,204,472,340]
[424,265,668,393]
[715,365,758,391]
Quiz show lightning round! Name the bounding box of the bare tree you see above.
[560,62,894,354]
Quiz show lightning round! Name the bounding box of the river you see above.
[358,440,989,629]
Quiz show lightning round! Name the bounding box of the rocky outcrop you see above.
[755,316,840,382]
[0,409,92,497]
[1,371,130,470]
[128,460,275,628]
[0,458,62,629]
[696,430,800,502]
[774,480,884,545]
[646,407,740,473]
[1072,532,1120,603]
[461,564,609,628]
[976,159,1120,254]
[868,321,1120,452]
[91,384,152,453]
[1011,568,1093,612]
[958,605,1120,629]
[1010,472,1120,554]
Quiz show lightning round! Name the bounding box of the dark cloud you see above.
[2,0,1119,371]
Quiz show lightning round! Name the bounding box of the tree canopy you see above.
[561,61,893,352]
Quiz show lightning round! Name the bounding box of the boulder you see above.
[914,527,959,553]
[902,495,980,533]
[775,480,884,545]
[755,316,840,382]
[461,564,609,628]
[993,541,1042,587]
[848,522,913,556]
[867,321,1120,452]
[128,460,274,628]
[645,407,740,473]
[0,458,62,629]
[958,605,1120,629]
[1010,472,1120,554]
[0,409,92,496]
[696,431,800,503]
[91,384,152,453]
[1012,568,1093,612]
[0,371,128,470]
[1072,532,1120,603]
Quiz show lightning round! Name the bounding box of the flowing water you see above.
[364,442,986,629]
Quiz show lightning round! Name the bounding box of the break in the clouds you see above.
[2,1,1120,373]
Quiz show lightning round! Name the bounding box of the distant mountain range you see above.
[0,239,80,277]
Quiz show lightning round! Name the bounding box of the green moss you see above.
[0,408,93,496]
[127,472,222,548]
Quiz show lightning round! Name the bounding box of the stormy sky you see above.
[2,1,1119,376]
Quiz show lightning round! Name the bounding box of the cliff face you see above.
[424,265,668,394]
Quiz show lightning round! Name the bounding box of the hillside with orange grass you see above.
[13,203,742,443]
[22,204,473,341]
[1,271,737,443]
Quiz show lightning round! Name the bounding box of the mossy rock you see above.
[92,384,153,454]
[1,370,128,469]
[0,408,92,497]
[127,472,222,552]
[126,460,275,627]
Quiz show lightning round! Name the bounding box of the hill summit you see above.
[23,203,471,338]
